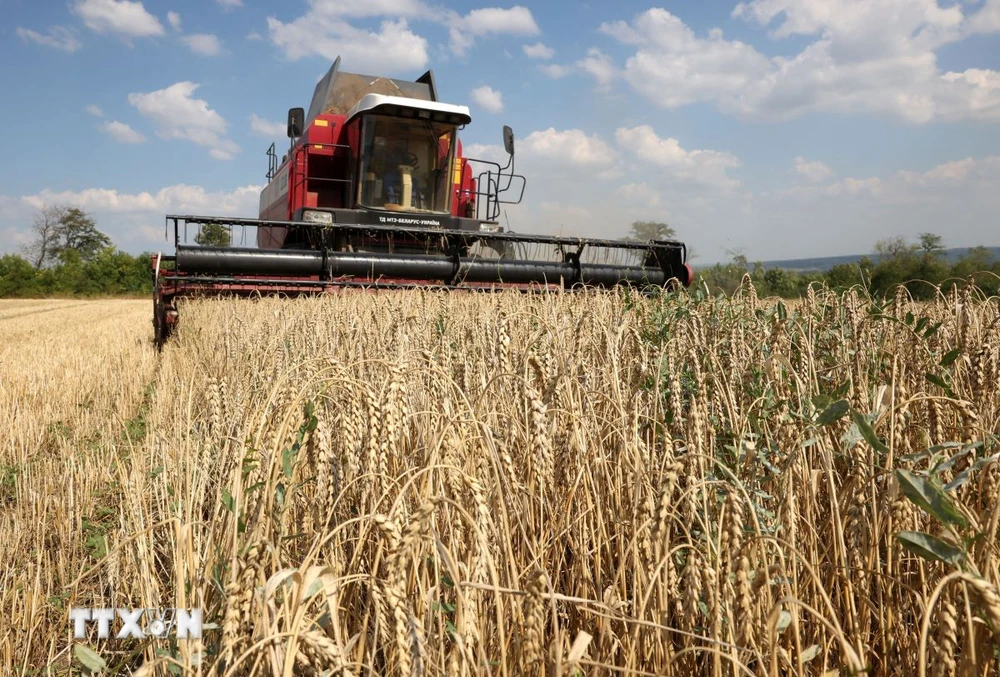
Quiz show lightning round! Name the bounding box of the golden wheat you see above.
[0,284,998,675]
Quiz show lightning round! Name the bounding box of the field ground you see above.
[0,286,998,676]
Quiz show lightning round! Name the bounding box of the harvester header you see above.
[151,57,691,346]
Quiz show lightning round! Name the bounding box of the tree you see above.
[22,205,67,268]
[22,205,111,267]
[55,208,111,262]
[873,236,916,261]
[917,233,945,259]
[627,221,676,242]
[195,222,231,247]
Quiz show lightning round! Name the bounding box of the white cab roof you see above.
[345,94,472,124]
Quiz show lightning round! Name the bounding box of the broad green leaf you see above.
[939,349,961,368]
[776,610,792,633]
[934,447,975,475]
[896,530,964,564]
[925,373,951,391]
[811,394,833,411]
[816,400,849,427]
[895,470,969,528]
[221,489,234,513]
[851,410,889,455]
[945,452,1000,492]
[799,644,822,663]
[923,321,943,339]
[282,445,297,479]
[74,645,106,673]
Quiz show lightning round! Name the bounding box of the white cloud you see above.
[21,184,261,215]
[216,0,244,9]
[16,26,82,52]
[246,30,262,41]
[462,142,508,164]
[598,10,770,107]
[101,120,146,144]
[5,183,263,253]
[182,33,223,56]
[249,114,286,138]
[128,82,240,160]
[266,2,538,68]
[456,136,1000,262]
[616,182,662,208]
[576,49,617,88]
[167,11,181,32]
[522,41,554,59]
[615,125,741,189]
[521,128,617,167]
[968,0,1000,34]
[85,105,104,118]
[449,6,540,56]
[268,13,428,73]
[596,6,1000,123]
[794,157,835,183]
[72,0,165,40]
[470,85,504,114]
[540,64,572,79]
[898,157,979,184]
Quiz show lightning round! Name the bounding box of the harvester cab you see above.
[151,57,691,347]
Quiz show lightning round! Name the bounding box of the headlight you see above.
[302,210,333,225]
[479,222,502,233]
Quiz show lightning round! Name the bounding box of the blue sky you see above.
[2,0,999,262]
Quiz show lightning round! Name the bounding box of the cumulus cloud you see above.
[216,0,243,9]
[540,64,572,79]
[128,82,239,160]
[266,2,539,68]
[522,42,554,59]
[72,0,165,40]
[20,184,261,215]
[576,49,617,88]
[616,182,662,208]
[167,11,181,32]
[6,183,263,253]
[100,120,147,144]
[449,6,540,56]
[794,157,835,183]
[470,85,504,114]
[16,26,82,52]
[457,129,999,261]
[249,114,286,137]
[615,125,741,188]
[268,12,428,73]
[182,33,223,56]
[592,5,1000,123]
[85,105,104,118]
[521,128,617,167]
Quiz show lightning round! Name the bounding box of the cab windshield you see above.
[358,115,456,214]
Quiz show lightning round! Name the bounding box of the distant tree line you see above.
[625,222,1000,299]
[0,205,153,297]
[695,233,1000,299]
[2,213,997,298]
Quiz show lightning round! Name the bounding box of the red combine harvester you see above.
[152,57,691,346]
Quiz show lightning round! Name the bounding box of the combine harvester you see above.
[152,57,691,346]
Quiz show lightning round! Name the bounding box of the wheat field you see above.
[1,282,998,676]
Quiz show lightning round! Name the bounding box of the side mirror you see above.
[287,107,305,138]
[503,125,515,156]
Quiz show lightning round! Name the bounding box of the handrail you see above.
[289,142,354,212]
